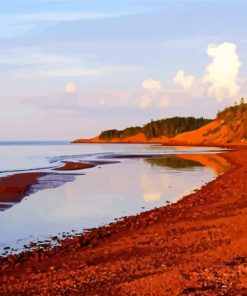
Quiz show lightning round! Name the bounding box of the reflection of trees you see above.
[145,156,203,169]
[176,154,231,175]
[145,154,231,175]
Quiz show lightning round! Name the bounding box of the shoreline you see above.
[0,150,221,212]
[73,140,247,150]
[54,161,96,171]
[0,172,46,211]
[1,147,247,294]
[0,161,112,212]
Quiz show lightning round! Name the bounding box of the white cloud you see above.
[203,42,242,101]
[139,79,170,109]
[172,42,243,102]
[65,82,76,93]
[173,70,195,90]
[142,78,162,90]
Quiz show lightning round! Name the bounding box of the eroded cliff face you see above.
[174,104,247,146]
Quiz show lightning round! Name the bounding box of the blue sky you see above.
[0,0,247,140]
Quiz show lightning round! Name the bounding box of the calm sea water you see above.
[0,142,227,254]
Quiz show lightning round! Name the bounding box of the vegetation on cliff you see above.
[205,100,247,141]
[73,99,247,145]
[174,100,247,145]
[99,117,212,141]
[217,98,247,122]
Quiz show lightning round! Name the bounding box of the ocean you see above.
[0,142,226,254]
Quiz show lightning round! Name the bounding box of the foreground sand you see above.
[1,149,247,295]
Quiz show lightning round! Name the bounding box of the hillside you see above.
[173,102,247,146]
[73,101,247,146]
[73,117,211,143]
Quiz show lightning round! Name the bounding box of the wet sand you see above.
[0,149,247,295]
[54,160,119,171]
[54,161,96,171]
[0,172,46,210]
[0,161,103,211]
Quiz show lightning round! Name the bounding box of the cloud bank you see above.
[173,70,195,90]
[139,78,170,109]
[142,78,162,90]
[203,42,242,101]
[138,42,244,111]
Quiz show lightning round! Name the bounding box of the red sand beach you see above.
[0,172,46,210]
[0,148,247,295]
[54,161,96,171]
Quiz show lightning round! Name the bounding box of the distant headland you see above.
[73,100,247,147]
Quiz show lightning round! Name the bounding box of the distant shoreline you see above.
[72,103,247,147]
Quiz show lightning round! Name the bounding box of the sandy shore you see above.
[0,161,102,211]
[54,160,119,171]
[0,172,46,210]
[1,149,247,295]
[54,161,96,171]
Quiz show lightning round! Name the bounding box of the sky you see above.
[0,0,247,140]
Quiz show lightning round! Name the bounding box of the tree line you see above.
[99,116,212,140]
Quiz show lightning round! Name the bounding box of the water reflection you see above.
[0,146,230,254]
[176,154,231,175]
[141,173,169,202]
[141,153,230,204]
[144,153,230,175]
[145,155,203,169]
